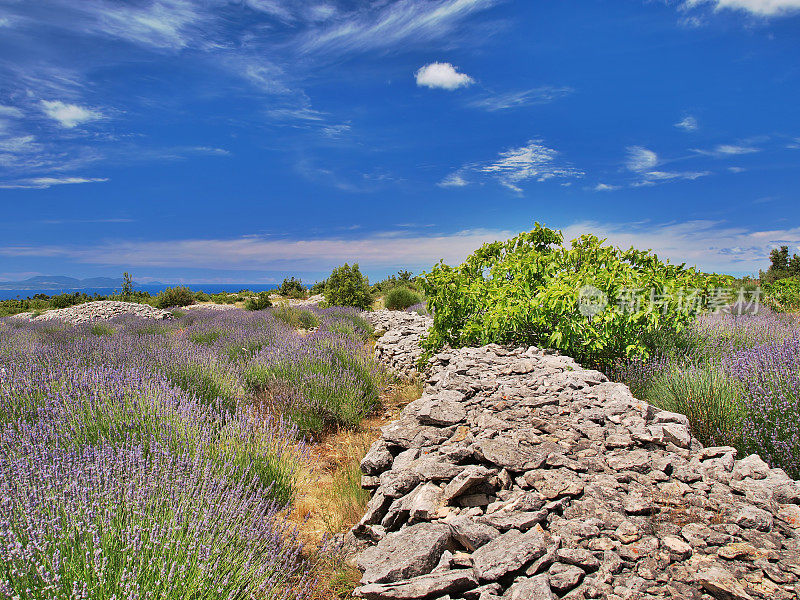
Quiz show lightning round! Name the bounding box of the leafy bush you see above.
[420,224,728,368]
[310,280,327,295]
[49,293,85,309]
[194,290,211,302]
[272,304,320,329]
[371,270,419,295]
[279,277,308,299]
[244,291,273,311]
[384,286,423,310]
[764,277,800,312]
[155,286,195,308]
[324,263,372,310]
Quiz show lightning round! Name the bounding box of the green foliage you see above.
[764,277,800,312]
[209,292,238,304]
[244,292,273,311]
[49,292,89,309]
[642,365,743,448]
[279,277,308,299]
[420,223,729,368]
[371,270,420,295]
[761,245,800,284]
[271,304,319,329]
[384,286,422,311]
[310,280,326,295]
[194,291,211,302]
[155,286,195,308]
[90,323,114,336]
[121,272,134,300]
[324,263,372,310]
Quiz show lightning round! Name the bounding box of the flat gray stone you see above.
[354,568,477,599]
[503,574,555,600]
[442,465,494,502]
[696,566,755,600]
[474,439,545,471]
[357,522,452,584]
[449,515,500,551]
[478,510,547,531]
[362,439,395,475]
[472,529,547,581]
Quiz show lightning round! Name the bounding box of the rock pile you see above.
[348,313,800,600]
[10,300,174,324]
[365,309,433,380]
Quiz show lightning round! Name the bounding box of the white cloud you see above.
[0,17,11,27]
[40,100,103,128]
[728,166,746,173]
[0,176,108,189]
[626,146,659,171]
[415,62,474,90]
[0,105,23,118]
[560,219,800,274]
[594,183,620,191]
[438,172,469,187]
[675,116,698,131]
[80,0,205,50]
[468,86,573,111]
[4,220,798,275]
[632,170,712,186]
[300,0,498,54]
[684,0,800,16]
[480,140,583,192]
[693,143,761,157]
[442,140,582,193]
[322,123,352,138]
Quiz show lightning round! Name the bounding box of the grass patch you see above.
[272,304,320,330]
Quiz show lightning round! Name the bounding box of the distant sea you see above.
[0,283,279,301]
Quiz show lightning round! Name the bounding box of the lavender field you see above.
[616,309,800,479]
[0,306,384,599]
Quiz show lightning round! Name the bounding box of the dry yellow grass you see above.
[289,379,423,599]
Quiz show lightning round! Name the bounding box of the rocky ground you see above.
[10,300,173,324]
[366,309,433,380]
[349,311,800,600]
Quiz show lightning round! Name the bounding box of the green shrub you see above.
[641,365,743,447]
[279,277,308,299]
[384,286,422,310]
[420,224,729,368]
[310,280,327,295]
[90,323,114,336]
[194,291,211,302]
[271,304,319,329]
[155,286,195,308]
[764,277,800,312]
[244,292,272,311]
[324,263,372,310]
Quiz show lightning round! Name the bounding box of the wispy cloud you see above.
[468,86,573,111]
[674,115,698,131]
[683,0,800,17]
[415,62,474,90]
[2,220,796,274]
[299,0,499,55]
[438,171,470,187]
[73,0,208,50]
[632,170,712,187]
[0,105,23,118]
[0,176,109,189]
[0,228,517,272]
[40,100,103,128]
[594,183,621,191]
[625,146,659,171]
[443,139,582,192]
[693,143,761,157]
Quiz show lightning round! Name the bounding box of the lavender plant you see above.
[0,303,385,596]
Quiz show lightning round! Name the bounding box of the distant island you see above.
[0,276,163,290]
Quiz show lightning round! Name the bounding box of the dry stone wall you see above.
[354,310,800,600]
[10,300,173,324]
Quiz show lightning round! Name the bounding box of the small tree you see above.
[324,263,372,309]
[121,272,134,301]
[279,277,307,299]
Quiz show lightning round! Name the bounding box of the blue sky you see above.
[0,0,798,284]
